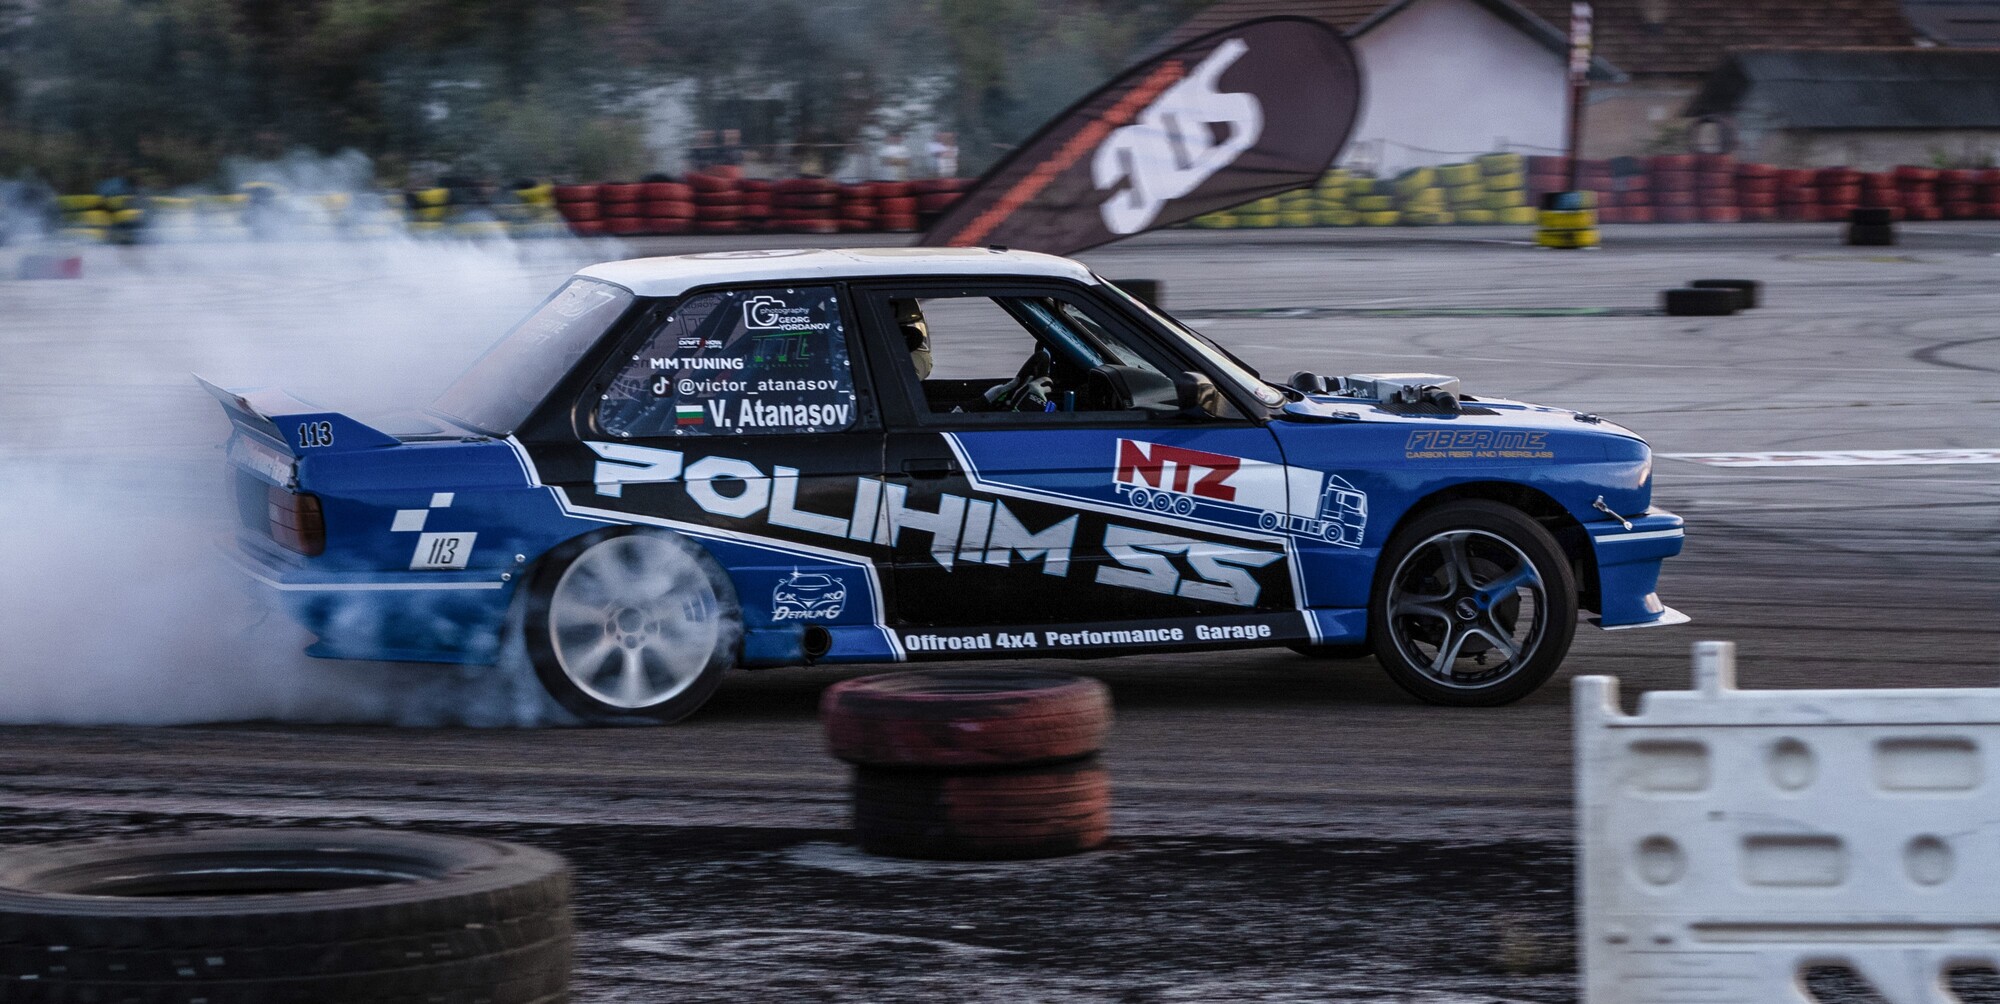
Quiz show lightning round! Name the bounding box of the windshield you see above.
[1094,277,1287,409]
[432,278,635,435]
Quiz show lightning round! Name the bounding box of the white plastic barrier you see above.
[1577,642,2000,1004]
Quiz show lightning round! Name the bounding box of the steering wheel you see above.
[1005,347,1053,411]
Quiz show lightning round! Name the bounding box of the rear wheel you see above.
[522,529,737,723]
[1368,501,1576,706]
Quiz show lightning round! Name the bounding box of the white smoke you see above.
[0,153,619,726]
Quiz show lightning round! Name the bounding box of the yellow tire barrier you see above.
[1438,163,1482,186]
[57,195,104,212]
[77,209,113,227]
[1455,208,1498,224]
[1497,206,1537,225]
[1483,171,1525,191]
[112,209,145,225]
[1361,210,1401,226]
[1401,191,1444,211]
[1448,183,1487,204]
[1478,152,1524,174]
[1535,227,1600,249]
[1317,209,1359,226]
[1538,209,1595,230]
[1392,168,1437,195]
[1238,213,1278,228]
[1484,190,1528,209]
[1354,195,1393,212]
[1402,210,1454,226]
[414,187,451,208]
[150,196,196,211]
[1279,210,1317,227]
[1348,177,1378,197]
[1312,198,1347,212]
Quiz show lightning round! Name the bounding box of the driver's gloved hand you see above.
[982,375,1056,411]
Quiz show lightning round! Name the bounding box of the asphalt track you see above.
[1,224,1996,1001]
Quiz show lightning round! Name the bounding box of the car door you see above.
[520,282,893,663]
[852,278,1309,657]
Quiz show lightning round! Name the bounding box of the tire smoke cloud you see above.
[0,155,614,726]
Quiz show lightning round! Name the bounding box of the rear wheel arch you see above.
[1383,481,1599,613]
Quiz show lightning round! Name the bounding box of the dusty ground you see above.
[1,222,1995,1001]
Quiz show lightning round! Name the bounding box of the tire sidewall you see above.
[519,528,738,724]
[1367,500,1577,706]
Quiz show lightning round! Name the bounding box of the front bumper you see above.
[1585,508,1687,629]
[223,533,517,664]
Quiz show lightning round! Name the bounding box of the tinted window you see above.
[433,278,634,435]
[599,285,858,438]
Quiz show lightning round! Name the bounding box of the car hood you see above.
[1278,393,1644,441]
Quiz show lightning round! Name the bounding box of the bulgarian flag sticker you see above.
[676,403,704,426]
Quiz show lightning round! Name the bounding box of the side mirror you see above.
[1175,371,1221,417]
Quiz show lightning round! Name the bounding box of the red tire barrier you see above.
[1656,190,1697,207]
[694,204,743,221]
[1738,191,1776,208]
[1653,170,1696,193]
[879,215,920,232]
[1894,165,1939,184]
[822,668,1111,769]
[1648,154,1695,172]
[553,184,599,204]
[599,183,645,204]
[1699,205,1742,223]
[687,173,738,195]
[776,177,838,195]
[878,196,917,216]
[1695,153,1735,173]
[871,181,913,199]
[558,202,602,222]
[567,220,607,236]
[646,218,693,235]
[795,218,841,234]
[1697,188,1737,207]
[641,182,693,202]
[694,219,745,234]
[779,192,839,209]
[1656,206,1699,223]
[1622,206,1655,224]
[1820,184,1861,204]
[604,217,646,235]
[851,759,1111,860]
[642,200,695,220]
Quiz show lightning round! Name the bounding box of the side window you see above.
[599,285,859,438]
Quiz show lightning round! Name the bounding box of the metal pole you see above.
[1564,2,1593,192]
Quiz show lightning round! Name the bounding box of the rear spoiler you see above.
[196,375,400,457]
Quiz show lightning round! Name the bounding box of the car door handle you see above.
[900,458,960,479]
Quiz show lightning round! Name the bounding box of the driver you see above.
[893,299,931,380]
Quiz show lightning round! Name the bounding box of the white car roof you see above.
[574,247,1097,298]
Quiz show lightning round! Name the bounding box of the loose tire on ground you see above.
[1662,287,1739,316]
[822,668,1110,769]
[0,829,571,1003]
[852,759,1112,860]
[1690,278,1761,309]
[1367,500,1578,707]
[520,529,738,724]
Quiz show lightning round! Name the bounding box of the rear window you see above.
[432,278,635,435]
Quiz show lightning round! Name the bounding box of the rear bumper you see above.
[1585,508,1687,629]
[223,534,516,665]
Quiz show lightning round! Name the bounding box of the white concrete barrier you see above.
[1577,641,2000,1004]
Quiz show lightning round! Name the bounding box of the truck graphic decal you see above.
[1112,439,1367,547]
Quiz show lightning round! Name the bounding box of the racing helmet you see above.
[894,298,931,380]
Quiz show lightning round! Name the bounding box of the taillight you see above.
[266,486,325,556]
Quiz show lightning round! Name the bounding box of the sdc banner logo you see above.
[922,17,1359,256]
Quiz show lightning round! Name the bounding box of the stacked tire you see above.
[688,169,745,235]
[740,179,776,232]
[822,669,1113,860]
[1646,154,1696,223]
[0,829,572,1002]
[596,182,645,236]
[634,179,694,235]
[1602,158,1651,224]
[1777,168,1820,221]
[1983,169,2000,219]
[1817,167,1862,222]
[1477,153,1534,224]
[775,177,840,234]
[554,184,603,237]
[913,178,967,228]
[874,181,919,232]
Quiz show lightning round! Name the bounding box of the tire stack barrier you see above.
[55,194,108,243]
[740,179,775,233]
[639,179,695,235]
[1536,189,1599,248]
[0,829,572,1001]
[875,181,918,232]
[1895,165,1941,221]
[1693,153,1739,223]
[1393,166,1450,225]
[554,184,603,236]
[1817,167,1862,222]
[1939,168,1981,220]
[821,669,1113,860]
[1980,169,2000,218]
[774,177,840,234]
[836,182,875,233]
[1776,168,1819,221]
[1313,168,1357,225]
[599,182,645,236]
[912,178,967,228]
[1859,170,1903,222]
[1602,159,1650,223]
[688,169,744,235]
[1847,206,1897,246]
[1477,152,1533,224]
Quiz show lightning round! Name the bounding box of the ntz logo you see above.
[1115,439,1241,502]
[1092,37,1264,236]
[742,295,789,329]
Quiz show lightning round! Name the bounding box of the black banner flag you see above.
[921,17,1360,256]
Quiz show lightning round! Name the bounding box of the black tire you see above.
[1287,642,1373,660]
[852,759,1111,860]
[1849,207,1894,226]
[1846,222,1896,247]
[1368,500,1577,707]
[1690,278,1760,309]
[0,829,571,1003]
[1661,287,1738,316]
[521,528,738,724]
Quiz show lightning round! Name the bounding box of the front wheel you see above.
[521,529,738,723]
[1368,500,1577,706]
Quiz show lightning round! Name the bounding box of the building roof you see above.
[1685,47,2000,128]
[576,248,1093,298]
[1904,0,2000,45]
[1167,0,1914,76]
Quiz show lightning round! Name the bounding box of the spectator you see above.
[877,132,910,180]
[926,131,959,179]
[717,128,744,168]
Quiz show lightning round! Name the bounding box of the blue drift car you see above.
[207,248,1684,722]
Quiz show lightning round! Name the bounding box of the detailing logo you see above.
[743,295,789,329]
[1093,38,1264,235]
[772,570,847,621]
